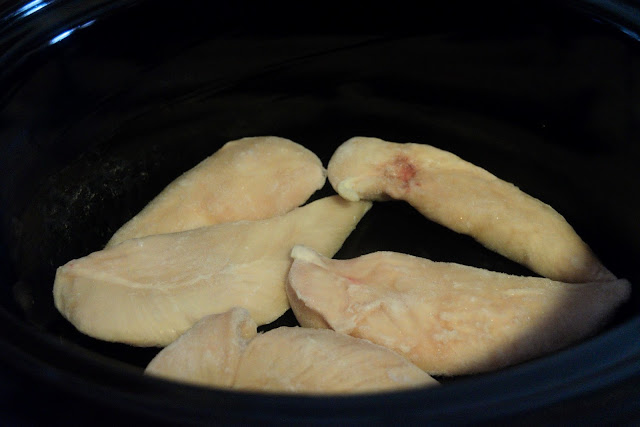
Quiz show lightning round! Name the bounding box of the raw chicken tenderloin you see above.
[107,136,326,247]
[327,136,614,283]
[145,307,437,393]
[54,196,371,346]
[286,246,631,376]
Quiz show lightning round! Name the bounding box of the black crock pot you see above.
[1,0,639,424]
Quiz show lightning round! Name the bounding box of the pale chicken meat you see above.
[327,136,614,283]
[145,307,438,393]
[107,136,326,247]
[144,306,255,388]
[54,196,371,347]
[286,246,631,376]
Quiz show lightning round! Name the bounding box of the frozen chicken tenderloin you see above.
[146,307,438,393]
[54,196,371,347]
[286,245,631,376]
[107,136,326,247]
[327,136,615,283]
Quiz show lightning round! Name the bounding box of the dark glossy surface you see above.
[1,0,640,423]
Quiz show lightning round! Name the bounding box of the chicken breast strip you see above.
[54,196,371,346]
[145,307,438,393]
[327,136,614,283]
[286,246,631,375]
[107,136,326,247]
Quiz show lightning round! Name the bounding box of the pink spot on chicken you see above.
[398,158,417,183]
[383,155,418,192]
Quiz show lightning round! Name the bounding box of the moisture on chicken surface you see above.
[107,136,326,247]
[54,196,371,347]
[286,245,631,376]
[145,307,438,393]
[327,136,614,283]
